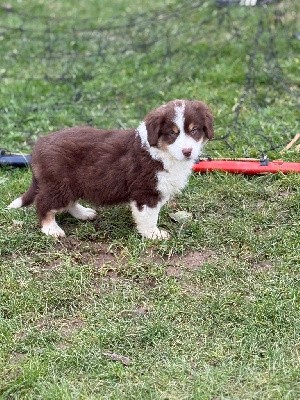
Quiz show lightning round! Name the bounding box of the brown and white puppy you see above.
[8,99,213,239]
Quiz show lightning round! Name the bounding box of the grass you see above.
[1,0,300,399]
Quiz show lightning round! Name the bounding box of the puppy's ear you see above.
[203,107,214,140]
[191,100,214,140]
[145,112,164,147]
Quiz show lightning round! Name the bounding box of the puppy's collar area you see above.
[135,122,165,165]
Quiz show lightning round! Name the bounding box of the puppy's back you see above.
[31,126,162,207]
[32,126,131,177]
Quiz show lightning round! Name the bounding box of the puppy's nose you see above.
[182,148,192,158]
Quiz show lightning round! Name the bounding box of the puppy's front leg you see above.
[130,201,170,240]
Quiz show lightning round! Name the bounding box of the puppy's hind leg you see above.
[40,210,66,237]
[35,192,66,237]
[67,202,97,220]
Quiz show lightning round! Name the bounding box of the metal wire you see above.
[0,0,298,156]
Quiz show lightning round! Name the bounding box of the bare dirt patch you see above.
[38,259,62,271]
[9,352,27,365]
[89,252,116,269]
[58,318,86,338]
[165,250,215,277]
[166,266,183,278]
[55,239,119,270]
[140,249,165,266]
[252,261,273,272]
[15,316,86,343]
[55,237,83,252]
[181,282,205,296]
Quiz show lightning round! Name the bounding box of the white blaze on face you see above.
[173,101,186,136]
[136,121,149,148]
[168,101,203,162]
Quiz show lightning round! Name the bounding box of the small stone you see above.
[169,211,193,223]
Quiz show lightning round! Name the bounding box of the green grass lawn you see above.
[1,0,300,399]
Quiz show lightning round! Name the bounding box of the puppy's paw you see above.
[77,207,97,220]
[7,197,23,209]
[41,222,66,238]
[155,229,170,240]
[142,228,170,240]
[68,204,97,220]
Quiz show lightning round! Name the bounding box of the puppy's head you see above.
[143,99,214,161]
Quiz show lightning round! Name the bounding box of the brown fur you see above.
[27,127,164,224]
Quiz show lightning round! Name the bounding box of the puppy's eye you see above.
[169,131,178,137]
[190,128,199,135]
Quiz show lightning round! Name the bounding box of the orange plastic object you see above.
[193,159,300,175]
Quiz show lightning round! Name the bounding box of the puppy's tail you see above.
[8,176,38,209]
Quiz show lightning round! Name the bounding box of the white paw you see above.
[142,228,170,240]
[68,204,97,220]
[7,197,23,209]
[41,222,66,237]
[76,207,97,220]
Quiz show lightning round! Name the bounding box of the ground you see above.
[1,0,300,399]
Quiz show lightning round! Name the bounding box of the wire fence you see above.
[0,0,299,157]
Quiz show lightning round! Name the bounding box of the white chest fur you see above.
[156,157,194,203]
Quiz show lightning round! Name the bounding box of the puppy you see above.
[8,99,213,239]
